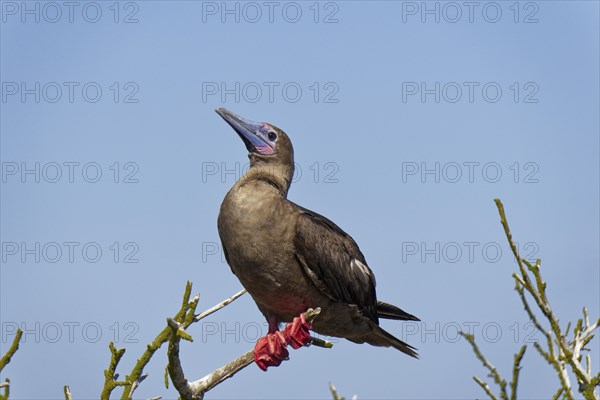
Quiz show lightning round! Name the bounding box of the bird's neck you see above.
[238,162,294,198]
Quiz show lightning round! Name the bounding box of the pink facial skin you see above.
[256,145,275,155]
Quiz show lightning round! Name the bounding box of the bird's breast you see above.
[217,182,313,318]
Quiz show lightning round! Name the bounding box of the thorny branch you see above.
[461,199,599,400]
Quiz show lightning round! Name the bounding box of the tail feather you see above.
[377,301,420,321]
[365,322,419,358]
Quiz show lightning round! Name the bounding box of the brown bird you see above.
[215,108,419,370]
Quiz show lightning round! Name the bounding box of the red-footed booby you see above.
[215,108,419,370]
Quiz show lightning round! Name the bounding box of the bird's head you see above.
[216,108,295,194]
[216,108,294,166]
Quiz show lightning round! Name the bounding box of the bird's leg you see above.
[254,318,289,371]
[283,312,313,349]
[254,313,313,371]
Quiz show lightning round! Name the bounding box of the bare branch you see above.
[510,345,527,400]
[129,373,149,398]
[459,332,508,399]
[493,199,599,400]
[166,319,198,400]
[514,275,550,339]
[194,289,247,322]
[192,309,327,395]
[462,200,599,400]
[188,350,254,398]
[473,376,499,400]
[63,385,72,400]
[96,282,246,399]
[168,308,329,400]
[101,342,130,400]
[0,329,22,400]
[551,387,565,400]
[118,281,200,400]
[329,383,345,400]
[0,328,23,371]
[0,378,9,400]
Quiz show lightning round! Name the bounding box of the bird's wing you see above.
[292,205,378,322]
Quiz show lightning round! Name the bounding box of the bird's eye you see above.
[268,131,277,141]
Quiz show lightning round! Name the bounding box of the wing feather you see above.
[293,205,378,322]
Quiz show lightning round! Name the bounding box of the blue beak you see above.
[216,108,274,155]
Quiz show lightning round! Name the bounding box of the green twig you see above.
[459,332,507,400]
[63,385,72,400]
[473,376,499,400]
[462,200,599,400]
[100,342,130,400]
[551,387,565,400]
[494,199,599,400]
[0,329,22,372]
[119,281,199,400]
[0,329,23,400]
[329,382,345,400]
[510,345,527,400]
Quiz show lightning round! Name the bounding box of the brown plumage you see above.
[216,108,419,358]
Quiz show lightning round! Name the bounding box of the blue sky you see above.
[1,1,599,399]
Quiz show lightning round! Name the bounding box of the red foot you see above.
[283,313,312,349]
[254,331,289,371]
